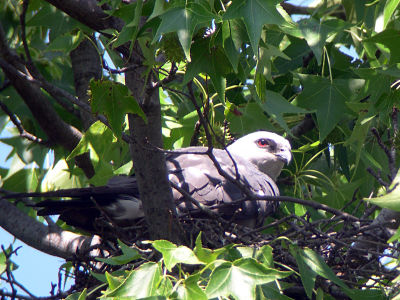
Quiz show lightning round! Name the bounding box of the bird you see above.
[33,131,291,233]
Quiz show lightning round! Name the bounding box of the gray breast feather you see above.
[166,147,279,226]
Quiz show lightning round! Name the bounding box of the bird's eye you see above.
[257,139,270,147]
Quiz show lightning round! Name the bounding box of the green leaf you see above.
[225,101,275,135]
[295,74,365,141]
[65,289,87,300]
[222,20,243,73]
[344,111,375,175]
[67,121,129,185]
[365,169,400,211]
[0,251,6,275]
[97,240,141,265]
[261,90,308,132]
[152,240,203,271]
[153,3,216,60]
[274,36,310,73]
[90,80,146,137]
[105,262,161,297]
[261,284,294,300]
[293,247,348,291]
[290,245,316,299]
[205,258,291,300]
[0,246,18,275]
[383,0,400,30]
[113,1,143,48]
[257,41,290,82]
[105,271,124,290]
[224,0,285,55]
[364,29,400,65]
[0,136,47,166]
[256,245,273,267]
[184,39,228,102]
[298,18,349,64]
[2,167,39,193]
[193,233,226,264]
[27,3,79,39]
[176,274,207,300]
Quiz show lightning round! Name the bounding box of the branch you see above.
[0,198,101,260]
[0,23,95,178]
[44,0,124,32]
[0,99,48,145]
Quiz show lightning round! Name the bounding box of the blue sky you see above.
[0,128,71,296]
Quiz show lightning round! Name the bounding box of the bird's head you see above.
[227,131,291,180]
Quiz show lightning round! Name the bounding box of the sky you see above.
[0,0,359,297]
[0,128,71,296]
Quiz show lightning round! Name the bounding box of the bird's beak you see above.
[275,151,291,164]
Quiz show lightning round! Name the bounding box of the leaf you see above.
[257,41,290,82]
[67,121,130,185]
[261,284,294,300]
[290,245,317,299]
[364,29,400,65]
[184,39,228,102]
[222,20,244,72]
[261,90,309,132]
[295,74,365,141]
[113,1,143,48]
[383,0,400,30]
[344,111,375,175]
[256,245,273,267]
[298,18,349,64]
[105,262,161,297]
[2,168,39,193]
[225,102,275,135]
[224,0,285,55]
[0,246,18,275]
[90,80,146,137]
[152,240,203,271]
[27,3,79,39]
[65,289,87,300]
[176,274,207,300]
[97,240,141,265]
[193,233,226,264]
[365,169,400,211]
[274,36,310,73]
[205,258,291,300]
[153,3,216,60]
[294,247,348,291]
[0,136,47,166]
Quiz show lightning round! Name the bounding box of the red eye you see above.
[257,139,269,147]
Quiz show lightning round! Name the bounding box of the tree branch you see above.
[0,198,101,260]
[0,23,95,178]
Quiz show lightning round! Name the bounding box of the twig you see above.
[187,81,213,148]
[150,63,177,90]
[0,99,48,145]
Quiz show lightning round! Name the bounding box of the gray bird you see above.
[35,131,291,231]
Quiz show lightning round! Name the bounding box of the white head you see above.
[227,131,291,180]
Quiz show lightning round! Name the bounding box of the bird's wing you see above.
[166,147,279,226]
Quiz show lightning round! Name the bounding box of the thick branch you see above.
[44,0,124,32]
[0,24,95,178]
[0,198,100,260]
[70,36,101,130]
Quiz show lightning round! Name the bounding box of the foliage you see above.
[1,0,400,299]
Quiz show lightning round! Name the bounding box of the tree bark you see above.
[125,58,184,244]
[70,36,101,130]
[0,198,100,259]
